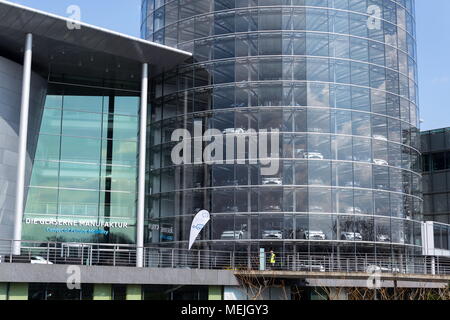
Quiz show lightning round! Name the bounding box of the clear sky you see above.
[7,0,450,131]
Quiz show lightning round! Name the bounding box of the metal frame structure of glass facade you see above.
[142,0,423,257]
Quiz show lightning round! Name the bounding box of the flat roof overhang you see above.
[0,0,192,82]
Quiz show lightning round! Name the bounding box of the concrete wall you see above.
[0,263,240,286]
[0,56,47,249]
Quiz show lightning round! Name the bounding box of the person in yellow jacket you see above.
[269,250,276,270]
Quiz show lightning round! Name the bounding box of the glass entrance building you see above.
[142,0,423,256]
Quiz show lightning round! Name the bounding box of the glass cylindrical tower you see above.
[142,0,422,258]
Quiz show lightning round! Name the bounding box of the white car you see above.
[344,207,363,214]
[341,232,363,241]
[262,177,282,185]
[30,256,53,265]
[222,128,246,134]
[304,152,324,160]
[366,265,400,273]
[309,206,324,213]
[296,263,326,272]
[262,230,283,239]
[373,135,388,141]
[265,205,281,211]
[373,159,389,166]
[304,230,326,240]
[221,230,247,240]
[376,234,391,242]
[344,181,362,188]
[224,206,239,212]
[309,178,325,185]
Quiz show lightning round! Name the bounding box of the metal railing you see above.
[1,239,450,277]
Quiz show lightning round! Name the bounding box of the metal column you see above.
[13,33,33,255]
[136,63,148,267]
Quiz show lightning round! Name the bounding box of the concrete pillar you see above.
[208,286,222,300]
[93,284,112,300]
[126,284,142,300]
[8,283,28,300]
[13,33,33,255]
[0,283,7,300]
[136,63,148,268]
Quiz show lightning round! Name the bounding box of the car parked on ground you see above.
[30,256,53,265]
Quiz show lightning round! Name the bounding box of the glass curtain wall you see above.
[142,0,422,257]
[23,83,139,244]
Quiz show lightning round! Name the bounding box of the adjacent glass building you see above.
[421,128,450,224]
[142,0,423,257]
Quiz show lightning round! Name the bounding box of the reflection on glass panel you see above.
[308,161,331,186]
[25,188,58,215]
[374,192,390,217]
[30,161,59,187]
[309,214,334,241]
[59,162,100,190]
[353,163,372,188]
[100,191,136,218]
[39,108,61,134]
[35,135,61,161]
[63,96,103,113]
[62,138,101,164]
[307,108,330,133]
[62,110,102,138]
[58,189,99,217]
[45,95,63,109]
[103,114,138,141]
[106,140,138,166]
[309,188,331,213]
[333,188,353,214]
[308,134,330,159]
[101,165,137,193]
[332,162,353,187]
[114,97,139,116]
[354,190,373,215]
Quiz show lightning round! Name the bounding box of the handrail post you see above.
[171,249,174,268]
[46,242,50,264]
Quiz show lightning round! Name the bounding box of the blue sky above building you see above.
[9,0,450,131]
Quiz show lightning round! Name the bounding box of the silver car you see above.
[221,230,247,240]
[304,152,324,160]
[376,234,391,242]
[262,230,283,239]
[262,177,282,185]
[222,128,246,135]
[341,232,363,241]
[304,230,326,240]
[373,159,389,166]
